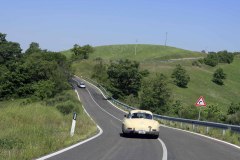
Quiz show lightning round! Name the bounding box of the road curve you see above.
[45,78,240,160]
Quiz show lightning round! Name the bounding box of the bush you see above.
[192,61,201,67]
[204,53,218,67]
[198,58,204,64]
[178,105,199,119]
[212,68,226,85]
[0,138,24,149]
[171,64,190,88]
[218,50,234,64]
[56,101,79,115]
[226,111,240,125]
[33,80,56,100]
[202,105,225,122]
[227,103,240,115]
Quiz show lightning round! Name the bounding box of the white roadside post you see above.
[70,112,77,137]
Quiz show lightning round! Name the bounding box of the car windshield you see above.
[131,113,153,119]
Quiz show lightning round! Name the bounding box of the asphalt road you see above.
[45,78,240,160]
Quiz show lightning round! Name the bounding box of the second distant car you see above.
[77,82,86,88]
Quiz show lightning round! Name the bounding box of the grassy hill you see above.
[63,44,203,61]
[63,44,240,112]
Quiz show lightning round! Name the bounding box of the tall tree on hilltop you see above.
[71,44,94,60]
[25,42,42,54]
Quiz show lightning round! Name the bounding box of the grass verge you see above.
[159,120,240,147]
[0,90,97,160]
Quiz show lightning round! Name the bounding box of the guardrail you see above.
[76,76,240,135]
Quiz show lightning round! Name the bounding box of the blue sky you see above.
[1,0,239,52]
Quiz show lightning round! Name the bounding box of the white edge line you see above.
[158,138,168,160]
[75,75,240,150]
[74,75,168,160]
[85,88,123,122]
[161,124,240,150]
[36,89,103,160]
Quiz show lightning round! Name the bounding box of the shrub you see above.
[0,138,24,149]
[227,103,240,115]
[56,101,79,115]
[226,111,240,125]
[192,61,201,67]
[198,58,204,64]
[212,68,226,85]
[204,53,218,67]
[218,50,234,64]
[33,80,56,100]
[171,64,190,88]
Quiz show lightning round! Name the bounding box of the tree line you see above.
[0,33,72,100]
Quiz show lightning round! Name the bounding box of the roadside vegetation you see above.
[0,33,97,159]
[65,44,240,126]
[0,91,97,160]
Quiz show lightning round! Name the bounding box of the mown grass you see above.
[0,90,97,160]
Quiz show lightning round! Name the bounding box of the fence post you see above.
[222,129,226,136]
[206,127,209,134]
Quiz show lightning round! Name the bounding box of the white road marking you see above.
[158,138,168,160]
[86,88,123,122]
[76,76,168,160]
[36,89,103,160]
[161,125,240,150]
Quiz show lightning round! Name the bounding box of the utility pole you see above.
[135,39,138,55]
[165,32,168,46]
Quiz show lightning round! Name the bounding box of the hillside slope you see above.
[62,44,204,61]
[63,44,239,111]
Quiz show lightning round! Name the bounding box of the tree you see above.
[140,74,172,114]
[0,33,22,64]
[202,105,225,122]
[217,50,234,64]
[71,44,94,60]
[0,33,7,43]
[25,42,42,54]
[204,52,218,67]
[212,68,226,85]
[171,64,190,88]
[107,59,144,98]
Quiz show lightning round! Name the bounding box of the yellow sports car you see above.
[122,110,160,138]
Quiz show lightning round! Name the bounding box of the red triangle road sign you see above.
[195,96,206,107]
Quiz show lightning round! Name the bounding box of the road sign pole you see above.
[198,106,202,120]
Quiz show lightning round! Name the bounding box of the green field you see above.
[64,44,240,112]
[0,90,97,160]
[63,44,204,62]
